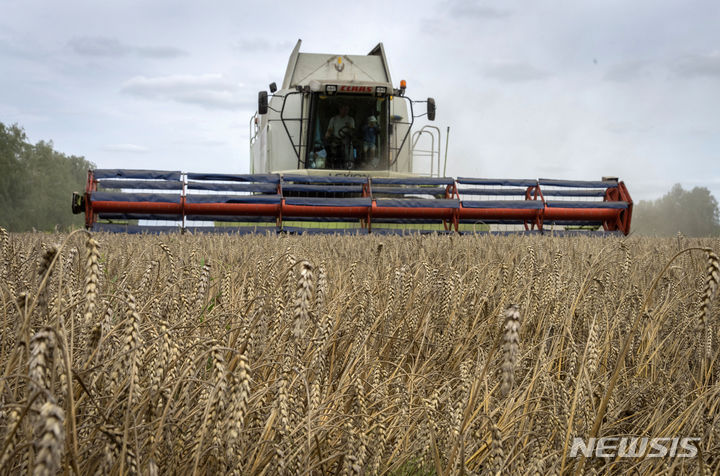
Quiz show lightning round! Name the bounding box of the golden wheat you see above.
[0,231,717,475]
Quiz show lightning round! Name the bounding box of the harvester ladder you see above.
[411,125,444,177]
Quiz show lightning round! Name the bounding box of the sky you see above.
[1,0,719,201]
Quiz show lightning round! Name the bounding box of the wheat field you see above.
[0,227,718,475]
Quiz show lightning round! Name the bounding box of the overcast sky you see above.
[2,0,719,201]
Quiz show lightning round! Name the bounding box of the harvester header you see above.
[72,40,633,234]
[73,169,632,234]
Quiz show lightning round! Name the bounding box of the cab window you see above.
[307,94,387,171]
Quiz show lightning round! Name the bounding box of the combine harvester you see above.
[72,40,633,235]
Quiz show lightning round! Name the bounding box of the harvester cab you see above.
[251,40,435,176]
[72,40,633,235]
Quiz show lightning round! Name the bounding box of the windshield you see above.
[306,93,388,171]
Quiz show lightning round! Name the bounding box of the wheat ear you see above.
[699,250,719,328]
[226,351,251,461]
[292,261,314,341]
[33,401,65,476]
[36,245,59,314]
[29,328,55,399]
[699,250,719,366]
[83,235,100,326]
[501,304,521,396]
[490,420,504,474]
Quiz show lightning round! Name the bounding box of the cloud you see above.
[421,0,509,32]
[102,144,149,153]
[0,35,47,59]
[123,74,236,92]
[121,74,252,110]
[604,59,654,82]
[69,36,186,58]
[69,37,129,56]
[672,51,720,78]
[480,60,549,82]
[604,121,654,136]
[232,38,295,53]
[134,45,187,58]
[175,90,246,109]
[445,0,510,19]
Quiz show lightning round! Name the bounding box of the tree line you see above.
[631,183,720,237]
[0,122,94,231]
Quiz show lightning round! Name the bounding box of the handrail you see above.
[411,129,435,176]
[411,125,442,176]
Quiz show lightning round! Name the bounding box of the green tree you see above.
[0,122,94,231]
[0,123,30,230]
[632,183,720,236]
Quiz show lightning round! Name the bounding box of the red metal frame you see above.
[83,175,634,235]
[522,184,543,231]
[85,170,96,229]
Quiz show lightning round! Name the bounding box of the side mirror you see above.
[269,82,277,93]
[71,192,84,215]
[427,97,436,121]
[258,91,268,115]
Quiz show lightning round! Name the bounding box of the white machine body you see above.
[250,40,431,177]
